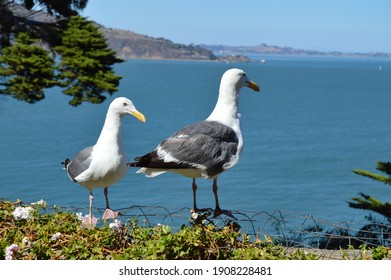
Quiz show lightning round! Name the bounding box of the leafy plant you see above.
[2,199,389,260]
[350,161,391,220]
[0,200,320,260]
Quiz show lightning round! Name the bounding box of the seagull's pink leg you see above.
[81,192,98,228]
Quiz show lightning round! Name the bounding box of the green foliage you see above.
[117,221,280,260]
[350,161,391,220]
[0,200,126,260]
[337,161,391,248]
[0,0,88,49]
[376,161,391,175]
[337,244,391,260]
[353,161,391,186]
[54,16,123,106]
[371,245,391,260]
[0,32,56,103]
[1,3,123,106]
[349,193,391,219]
[0,200,319,260]
[33,0,88,17]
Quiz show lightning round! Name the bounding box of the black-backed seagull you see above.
[127,68,260,218]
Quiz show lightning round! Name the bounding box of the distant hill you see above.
[200,44,391,58]
[101,27,217,60]
[101,27,252,62]
[101,27,391,60]
[6,4,232,62]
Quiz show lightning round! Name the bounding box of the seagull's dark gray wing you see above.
[129,121,239,177]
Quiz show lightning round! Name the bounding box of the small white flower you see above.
[13,206,33,220]
[76,212,85,221]
[191,211,199,220]
[5,244,19,260]
[22,237,31,248]
[22,237,29,245]
[50,232,62,241]
[109,219,124,230]
[31,199,47,207]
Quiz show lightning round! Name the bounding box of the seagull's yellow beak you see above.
[131,110,146,122]
[246,80,260,92]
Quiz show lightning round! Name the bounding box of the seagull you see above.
[127,68,260,218]
[63,97,146,228]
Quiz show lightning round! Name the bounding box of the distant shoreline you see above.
[120,54,391,64]
[201,44,391,59]
[102,27,391,62]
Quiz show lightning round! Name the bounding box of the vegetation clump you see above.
[2,199,390,260]
[0,200,318,260]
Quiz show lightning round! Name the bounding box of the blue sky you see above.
[83,0,391,53]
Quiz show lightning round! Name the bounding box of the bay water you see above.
[1,57,391,231]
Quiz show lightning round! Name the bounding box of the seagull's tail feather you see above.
[127,151,191,169]
[127,153,168,177]
[127,160,190,169]
[127,161,141,167]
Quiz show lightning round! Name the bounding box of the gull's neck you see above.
[206,83,240,127]
[95,110,123,150]
[206,82,244,157]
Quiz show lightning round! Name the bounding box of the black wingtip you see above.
[62,158,72,168]
[127,154,149,167]
[127,162,140,167]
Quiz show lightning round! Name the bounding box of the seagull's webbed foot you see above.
[102,208,120,220]
[81,216,99,229]
[213,207,237,220]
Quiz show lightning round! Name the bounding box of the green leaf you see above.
[0,32,56,103]
[54,16,123,106]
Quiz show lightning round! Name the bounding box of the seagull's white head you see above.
[109,97,146,122]
[221,68,260,93]
[207,68,260,125]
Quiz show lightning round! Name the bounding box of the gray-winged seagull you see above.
[63,97,146,228]
[127,68,260,219]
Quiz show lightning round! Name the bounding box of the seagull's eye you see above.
[241,73,246,77]
[123,102,128,106]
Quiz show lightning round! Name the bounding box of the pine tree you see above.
[54,16,123,106]
[0,32,56,103]
[350,161,391,220]
[1,0,88,48]
[1,1,123,106]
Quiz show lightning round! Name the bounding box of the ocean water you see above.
[1,57,391,229]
